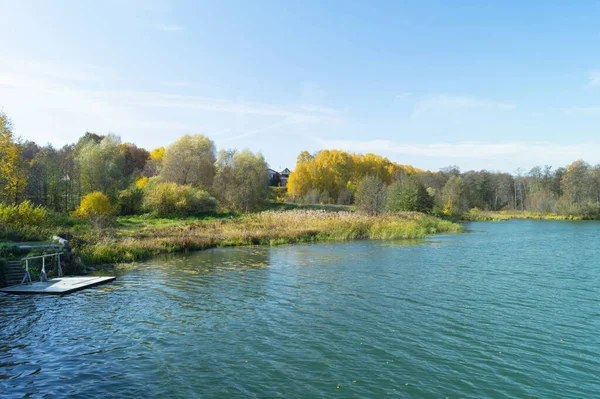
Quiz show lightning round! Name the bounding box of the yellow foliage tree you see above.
[287,149,421,203]
[72,191,113,228]
[0,112,27,205]
[135,176,149,189]
[150,147,165,162]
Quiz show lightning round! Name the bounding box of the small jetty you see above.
[1,240,115,295]
[0,276,116,295]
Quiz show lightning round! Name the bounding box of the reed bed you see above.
[77,210,463,264]
[463,208,584,221]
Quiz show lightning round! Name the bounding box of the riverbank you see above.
[75,210,463,264]
[461,208,588,221]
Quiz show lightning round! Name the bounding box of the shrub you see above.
[143,182,216,217]
[0,243,25,259]
[0,201,48,228]
[72,192,113,228]
[118,188,144,215]
[0,201,51,241]
[267,186,288,203]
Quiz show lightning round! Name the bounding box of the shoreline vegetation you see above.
[462,208,594,221]
[64,210,464,265]
[4,109,600,270]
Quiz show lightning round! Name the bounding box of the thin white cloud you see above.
[0,58,112,84]
[0,60,341,150]
[588,70,600,87]
[155,24,183,32]
[395,92,412,100]
[223,119,296,141]
[563,106,600,115]
[411,94,515,119]
[162,80,194,88]
[315,138,600,166]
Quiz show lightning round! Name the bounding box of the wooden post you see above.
[40,257,47,282]
[21,259,32,285]
[57,253,63,277]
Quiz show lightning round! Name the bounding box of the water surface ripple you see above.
[2,220,600,398]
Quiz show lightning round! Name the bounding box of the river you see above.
[1,220,600,398]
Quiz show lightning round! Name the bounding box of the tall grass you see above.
[463,208,584,221]
[76,210,463,264]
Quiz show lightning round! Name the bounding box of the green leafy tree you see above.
[386,174,433,213]
[213,149,269,212]
[441,175,466,215]
[355,175,387,215]
[76,134,125,197]
[160,134,216,189]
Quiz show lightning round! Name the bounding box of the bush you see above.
[0,201,48,229]
[72,192,114,228]
[143,182,216,217]
[267,186,288,203]
[0,201,51,241]
[0,243,26,259]
[118,188,144,215]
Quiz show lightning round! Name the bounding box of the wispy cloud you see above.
[563,105,600,115]
[162,80,194,88]
[588,70,600,87]
[155,24,183,32]
[0,59,341,149]
[411,94,515,119]
[315,138,600,166]
[395,92,412,100]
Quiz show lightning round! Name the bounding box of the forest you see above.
[2,108,600,226]
[288,149,600,218]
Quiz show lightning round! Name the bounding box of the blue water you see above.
[2,220,600,398]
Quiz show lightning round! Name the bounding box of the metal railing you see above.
[21,252,64,285]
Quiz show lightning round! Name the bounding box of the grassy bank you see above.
[462,208,586,221]
[76,210,463,264]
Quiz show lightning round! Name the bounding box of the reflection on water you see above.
[2,220,600,398]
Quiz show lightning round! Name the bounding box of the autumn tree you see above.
[26,145,62,211]
[143,147,165,177]
[213,149,269,212]
[72,191,114,229]
[76,134,125,197]
[0,112,27,204]
[287,149,417,203]
[561,160,592,212]
[160,135,216,189]
[441,175,466,215]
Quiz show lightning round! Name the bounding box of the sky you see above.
[2,0,600,173]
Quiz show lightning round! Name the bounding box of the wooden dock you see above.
[0,276,116,295]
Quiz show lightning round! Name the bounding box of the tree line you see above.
[286,148,600,217]
[3,108,600,220]
[0,111,269,222]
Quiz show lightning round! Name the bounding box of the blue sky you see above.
[2,0,600,172]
